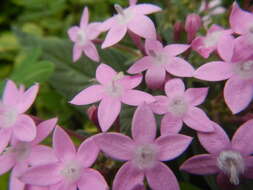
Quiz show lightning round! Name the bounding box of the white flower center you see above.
[105,72,124,97]
[204,31,222,48]
[150,51,167,65]
[0,103,18,129]
[60,161,82,183]
[168,96,188,117]
[133,144,157,170]
[1,143,31,162]
[233,61,253,79]
[115,4,134,25]
[76,30,87,46]
[217,150,245,185]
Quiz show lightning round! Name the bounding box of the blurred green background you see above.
[0,0,250,189]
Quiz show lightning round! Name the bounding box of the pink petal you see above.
[155,134,192,161]
[121,90,154,106]
[17,83,39,113]
[150,96,169,115]
[184,87,209,106]
[0,152,15,175]
[19,163,62,186]
[112,161,144,190]
[160,113,183,135]
[230,2,253,35]
[10,164,27,190]
[164,78,185,97]
[180,154,219,175]
[217,34,234,62]
[98,96,121,132]
[78,168,108,190]
[118,74,143,89]
[127,56,153,74]
[27,186,50,190]
[194,61,233,81]
[95,133,134,161]
[191,37,214,59]
[128,15,156,39]
[244,156,253,179]
[49,182,76,190]
[67,26,79,42]
[0,128,12,153]
[53,127,76,161]
[73,44,82,62]
[145,65,166,89]
[28,145,58,166]
[132,4,161,15]
[145,39,163,54]
[86,22,102,40]
[13,115,36,142]
[132,184,145,190]
[232,119,253,155]
[165,57,194,77]
[31,118,57,145]
[224,77,253,114]
[197,122,230,154]
[163,44,190,56]
[96,64,117,85]
[80,7,89,28]
[129,0,137,6]
[100,17,116,32]
[83,42,99,62]
[146,162,179,190]
[183,107,214,132]
[132,103,156,143]
[2,80,19,106]
[77,136,99,167]
[70,85,104,105]
[102,24,127,48]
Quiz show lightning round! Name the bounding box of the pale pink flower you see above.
[127,39,194,89]
[194,36,253,114]
[181,120,253,189]
[0,118,57,190]
[191,24,232,58]
[70,64,154,132]
[151,78,213,134]
[0,80,39,153]
[26,186,49,190]
[68,7,101,62]
[96,103,192,190]
[185,13,202,43]
[101,0,161,48]
[20,127,108,190]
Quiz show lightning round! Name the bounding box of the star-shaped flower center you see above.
[114,4,134,25]
[168,96,188,117]
[234,60,253,79]
[149,50,167,65]
[204,31,223,48]
[0,103,18,129]
[105,72,124,97]
[76,29,87,46]
[60,160,83,183]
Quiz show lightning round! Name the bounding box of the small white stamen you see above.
[76,30,87,46]
[168,97,188,117]
[234,61,253,79]
[60,161,82,183]
[105,72,124,97]
[204,31,222,48]
[0,103,18,129]
[114,4,125,16]
[217,150,245,185]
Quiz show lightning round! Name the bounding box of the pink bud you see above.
[173,21,183,42]
[185,13,201,43]
[87,105,99,128]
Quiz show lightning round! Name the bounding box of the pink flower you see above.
[194,36,253,114]
[185,13,201,43]
[151,78,213,134]
[0,118,57,190]
[0,80,39,153]
[101,0,161,48]
[68,7,101,62]
[70,64,155,132]
[127,39,194,89]
[96,103,192,190]
[20,127,108,190]
[180,120,253,189]
[191,24,232,58]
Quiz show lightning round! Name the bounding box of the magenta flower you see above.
[191,24,232,58]
[70,63,154,132]
[185,13,201,43]
[96,103,192,190]
[181,120,253,189]
[68,7,101,62]
[127,39,194,89]
[101,0,161,48]
[0,118,57,190]
[151,78,213,134]
[0,80,39,153]
[194,36,253,114]
[20,127,108,190]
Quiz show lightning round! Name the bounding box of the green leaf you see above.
[180,182,201,190]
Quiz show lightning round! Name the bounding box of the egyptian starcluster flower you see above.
[151,78,214,134]
[181,119,253,189]
[128,39,194,89]
[96,103,192,190]
[20,127,108,190]
[68,7,102,62]
[0,118,57,190]
[70,63,154,132]
[0,80,39,153]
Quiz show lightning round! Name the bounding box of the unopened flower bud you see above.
[87,105,99,128]
[173,21,184,42]
[185,13,202,43]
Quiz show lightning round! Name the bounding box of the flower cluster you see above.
[1,0,253,190]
